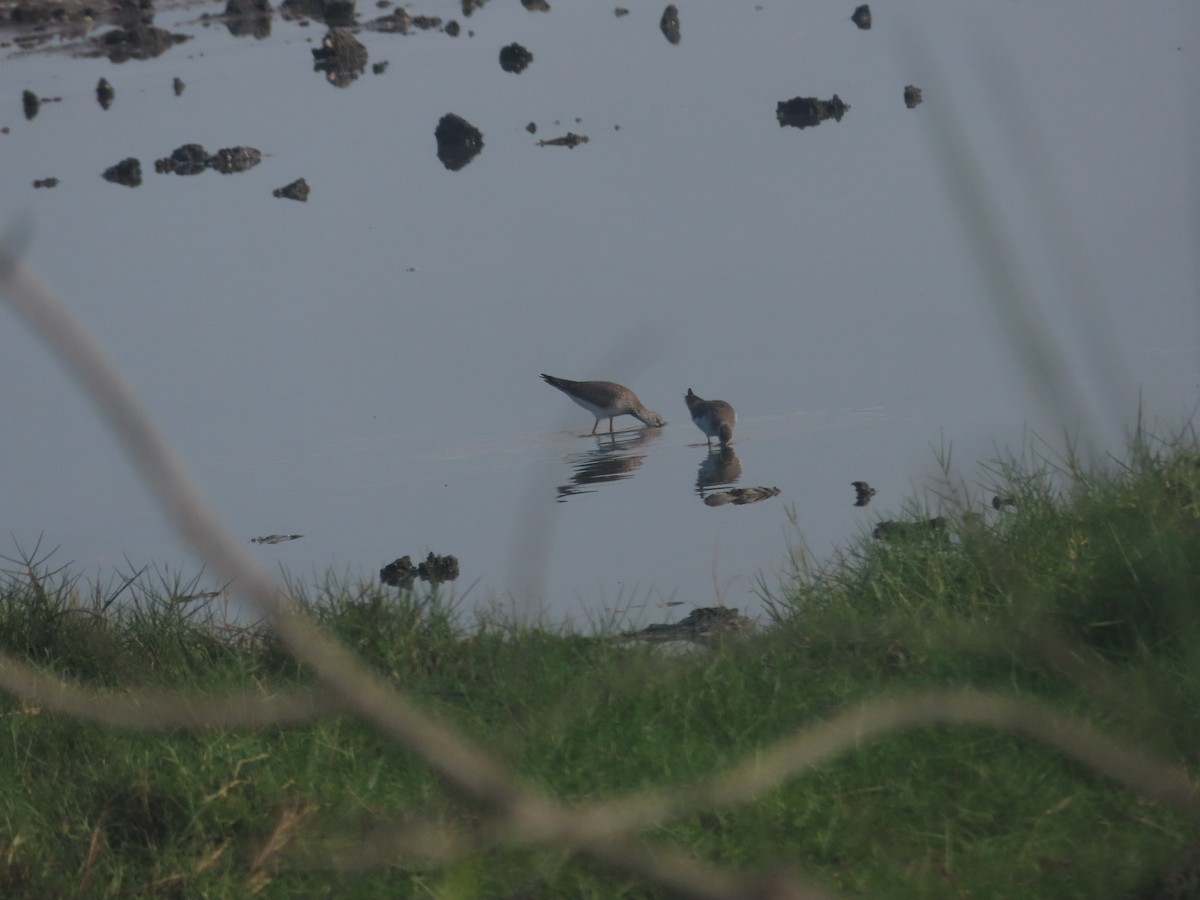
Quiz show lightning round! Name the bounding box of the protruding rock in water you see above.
[249,533,304,544]
[155,144,263,175]
[537,132,588,148]
[435,113,484,171]
[209,146,263,173]
[659,4,680,44]
[903,84,923,108]
[852,480,877,506]
[380,552,460,587]
[22,90,39,120]
[32,177,59,189]
[499,42,533,74]
[93,25,191,62]
[173,77,186,96]
[851,4,871,30]
[273,178,310,201]
[776,94,850,129]
[96,78,115,110]
[703,486,781,507]
[872,517,947,542]
[223,0,273,38]
[102,158,142,187]
[312,27,368,87]
[621,607,754,647]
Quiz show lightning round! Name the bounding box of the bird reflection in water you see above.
[555,427,662,501]
[695,444,742,495]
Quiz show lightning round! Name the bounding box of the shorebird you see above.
[685,388,736,446]
[541,374,666,435]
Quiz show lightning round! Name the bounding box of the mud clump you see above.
[903,84,923,108]
[851,4,871,30]
[537,132,588,148]
[33,177,59,189]
[93,25,191,62]
[499,42,532,74]
[96,78,115,110]
[102,157,142,187]
[273,178,310,201]
[221,0,273,38]
[22,89,39,120]
[282,0,356,26]
[776,94,850,129]
[380,553,460,588]
[311,26,367,86]
[435,113,484,171]
[659,4,680,44]
[154,144,263,175]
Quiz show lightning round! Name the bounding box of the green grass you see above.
[3,428,1200,897]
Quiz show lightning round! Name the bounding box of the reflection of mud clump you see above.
[903,85,923,108]
[703,486,780,507]
[776,94,850,129]
[499,42,533,74]
[33,178,59,189]
[435,113,484,171]
[851,4,871,30]
[22,90,39,120]
[94,25,191,62]
[154,144,263,175]
[537,133,588,148]
[282,0,356,26]
[273,178,310,201]
[312,27,367,86]
[102,158,142,187]
[659,4,680,44]
[96,78,115,110]
[380,553,460,587]
[222,0,273,38]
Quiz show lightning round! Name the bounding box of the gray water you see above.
[1,0,1196,628]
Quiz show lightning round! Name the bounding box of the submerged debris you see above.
[903,84,923,108]
[154,144,262,175]
[499,42,533,73]
[102,157,142,187]
[312,27,367,86]
[435,113,484,171]
[96,77,115,110]
[249,533,304,544]
[776,95,850,129]
[852,480,877,507]
[537,133,588,148]
[659,3,680,44]
[380,553,460,587]
[851,4,871,30]
[273,178,310,201]
[621,607,754,647]
[703,486,781,507]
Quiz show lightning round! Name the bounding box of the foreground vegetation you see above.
[3,430,1200,898]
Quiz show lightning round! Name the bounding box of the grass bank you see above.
[2,429,1199,898]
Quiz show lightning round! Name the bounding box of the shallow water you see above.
[1,0,1196,627]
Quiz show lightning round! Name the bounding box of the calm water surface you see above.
[1,0,1196,627]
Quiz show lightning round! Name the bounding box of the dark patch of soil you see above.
[434,112,483,171]
[311,26,366,86]
[776,94,850,129]
[903,84,923,108]
[102,157,142,187]
[273,177,309,201]
[851,4,871,30]
[659,3,679,44]
[498,41,532,74]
